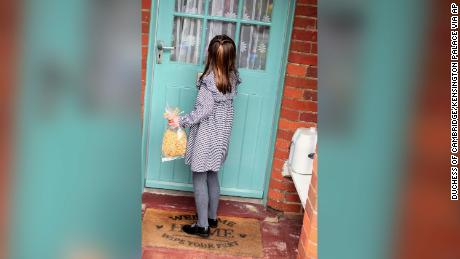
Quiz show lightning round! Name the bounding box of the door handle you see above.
[156,40,175,64]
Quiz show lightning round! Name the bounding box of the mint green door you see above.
[145,0,291,198]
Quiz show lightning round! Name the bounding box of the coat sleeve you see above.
[179,86,214,128]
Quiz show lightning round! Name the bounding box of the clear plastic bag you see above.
[161,106,187,162]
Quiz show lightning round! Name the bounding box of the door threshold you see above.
[143,188,264,205]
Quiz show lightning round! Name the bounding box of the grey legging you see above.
[192,171,220,228]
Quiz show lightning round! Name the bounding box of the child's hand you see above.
[168,116,180,128]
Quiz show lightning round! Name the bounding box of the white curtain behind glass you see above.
[242,0,273,22]
[171,0,273,69]
[175,0,205,14]
[209,0,238,18]
[239,0,272,70]
[238,25,269,70]
[171,17,202,64]
[171,0,205,64]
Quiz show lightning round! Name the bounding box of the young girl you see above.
[168,35,241,237]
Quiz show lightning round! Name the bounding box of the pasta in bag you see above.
[161,106,187,162]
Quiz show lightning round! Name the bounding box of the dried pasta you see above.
[162,128,186,160]
[161,106,187,162]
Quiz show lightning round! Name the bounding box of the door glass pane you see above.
[242,0,273,22]
[203,20,236,62]
[171,17,203,64]
[208,0,238,18]
[175,0,205,14]
[238,25,269,70]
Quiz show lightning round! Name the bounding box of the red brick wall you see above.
[297,158,318,259]
[141,0,152,114]
[266,0,318,213]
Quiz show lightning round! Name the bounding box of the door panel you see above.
[145,0,290,198]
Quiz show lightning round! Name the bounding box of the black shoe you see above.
[182,224,210,238]
[194,214,218,228]
[208,218,218,228]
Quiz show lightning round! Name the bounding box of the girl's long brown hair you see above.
[200,35,237,94]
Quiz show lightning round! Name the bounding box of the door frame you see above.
[142,0,297,204]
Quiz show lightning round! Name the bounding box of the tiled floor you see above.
[142,192,303,259]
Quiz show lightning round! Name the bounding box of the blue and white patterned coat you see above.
[179,71,241,173]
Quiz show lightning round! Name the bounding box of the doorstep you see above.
[144,188,264,205]
[142,192,303,259]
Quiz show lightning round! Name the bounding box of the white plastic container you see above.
[282,127,317,208]
[287,127,317,175]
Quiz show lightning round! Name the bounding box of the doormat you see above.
[142,208,263,258]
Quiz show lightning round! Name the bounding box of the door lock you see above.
[156,40,175,64]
